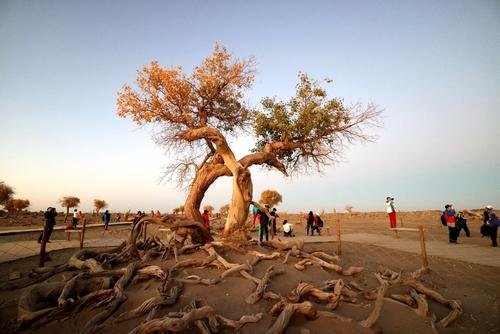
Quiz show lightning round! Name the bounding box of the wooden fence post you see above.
[418,225,429,270]
[80,218,87,249]
[336,217,342,255]
[39,223,48,267]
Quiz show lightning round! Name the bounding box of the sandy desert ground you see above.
[0,210,498,333]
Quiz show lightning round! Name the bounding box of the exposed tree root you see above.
[375,267,463,327]
[390,293,417,308]
[288,281,344,309]
[263,239,304,251]
[359,282,388,328]
[68,250,104,272]
[220,262,252,278]
[18,282,64,327]
[245,265,284,304]
[114,284,182,323]
[128,304,262,334]
[266,301,318,334]
[294,259,314,271]
[175,275,220,285]
[81,261,142,334]
[172,254,217,269]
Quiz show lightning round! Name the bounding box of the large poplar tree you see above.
[117,44,381,236]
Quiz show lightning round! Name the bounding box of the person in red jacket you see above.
[443,204,458,243]
[201,209,211,231]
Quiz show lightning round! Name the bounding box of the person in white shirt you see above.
[72,209,78,228]
[386,197,397,228]
[283,220,294,237]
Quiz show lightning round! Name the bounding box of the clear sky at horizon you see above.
[1,0,499,214]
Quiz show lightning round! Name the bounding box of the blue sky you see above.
[1,0,499,213]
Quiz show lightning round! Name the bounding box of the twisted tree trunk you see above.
[184,161,229,223]
[180,127,288,237]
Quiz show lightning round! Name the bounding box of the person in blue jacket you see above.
[102,210,111,231]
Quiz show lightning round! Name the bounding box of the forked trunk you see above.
[180,127,285,237]
[183,152,287,226]
[184,162,230,223]
[223,167,253,237]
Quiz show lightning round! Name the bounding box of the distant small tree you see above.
[0,181,15,218]
[0,182,14,204]
[174,205,185,215]
[259,190,283,208]
[345,205,354,215]
[220,204,230,217]
[6,199,30,217]
[59,196,81,224]
[94,199,108,216]
[203,204,214,215]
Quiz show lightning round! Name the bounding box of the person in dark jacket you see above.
[456,211,470,237]
[443,204,458,243]
[102,210,111,230]
[259,207,270,243]
[488,212,499,247]
[306,211,315,236]
[483,205,493,224]
[38,207,57,243]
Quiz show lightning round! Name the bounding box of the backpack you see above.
[317,216,324,227]
[440,214,447,226]
[480,223,491,237]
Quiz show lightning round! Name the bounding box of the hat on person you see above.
[486,205,493,210]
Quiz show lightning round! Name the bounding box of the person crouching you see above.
[283,220,294,237]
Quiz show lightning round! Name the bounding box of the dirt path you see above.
[337,233,500,268]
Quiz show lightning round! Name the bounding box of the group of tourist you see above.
[387,197,498,247]
[251,204,326,243]
[441,204,470,243]
[252,204,279,243]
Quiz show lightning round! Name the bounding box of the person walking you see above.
[102,210,111,231]
[38,207,57,243]
[386,197,397,228]
[306,211,315,236]
[443,204,458,243]
[456,211,470,237]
